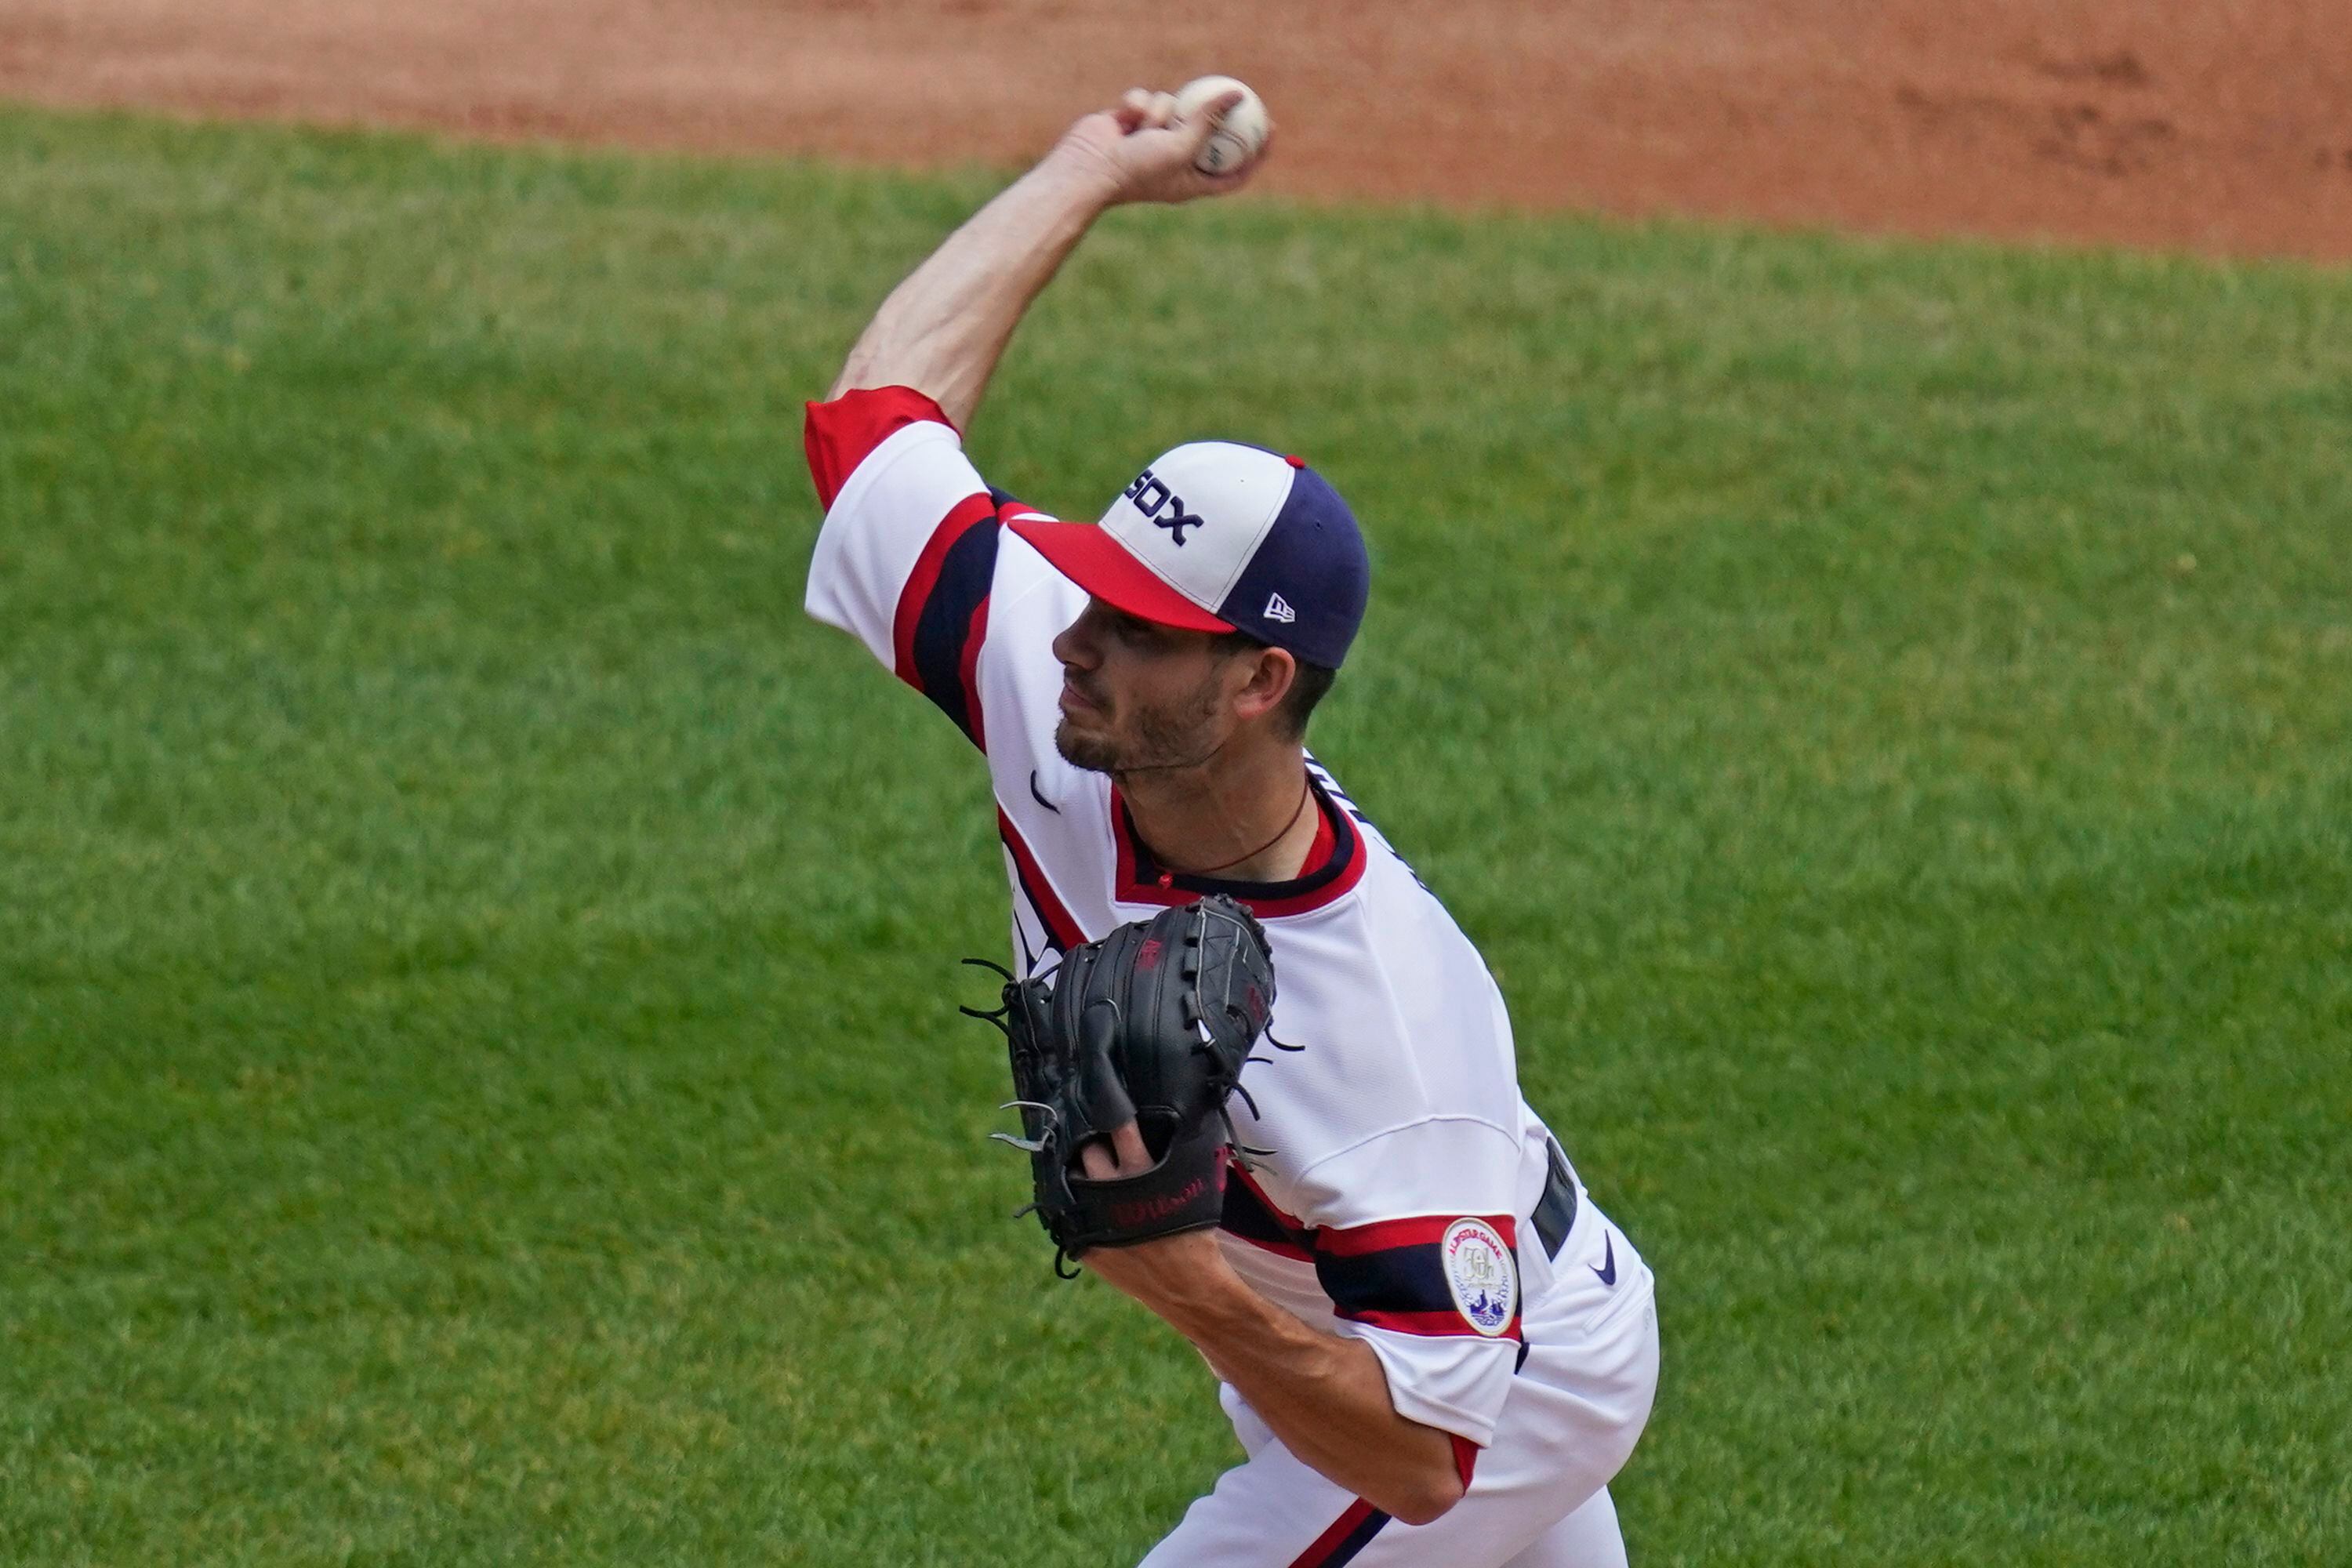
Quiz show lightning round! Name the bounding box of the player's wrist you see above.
[1083,1228,1251,1329]
[1143,1243,1276,1341]
[1038,132,1130,213]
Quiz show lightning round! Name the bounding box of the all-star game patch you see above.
[1441,1218,1518,1336]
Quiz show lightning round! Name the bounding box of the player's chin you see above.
[1054,715,1122,775]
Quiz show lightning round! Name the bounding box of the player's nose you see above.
[1051,612,1098,670]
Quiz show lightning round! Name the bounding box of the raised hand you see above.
[1051,85,1272,208]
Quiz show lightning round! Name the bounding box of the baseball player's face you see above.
[1051,598,1249,774]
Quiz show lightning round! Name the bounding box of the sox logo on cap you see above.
[1127,469,1206,545]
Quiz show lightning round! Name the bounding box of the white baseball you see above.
[1173,74,1270,176]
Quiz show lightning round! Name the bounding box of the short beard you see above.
[1054,680,1225,776]
[1054,716,1122,774]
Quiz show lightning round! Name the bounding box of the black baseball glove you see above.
[964,895,1279,1275]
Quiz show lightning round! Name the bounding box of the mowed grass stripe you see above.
[2,107,2347,1566]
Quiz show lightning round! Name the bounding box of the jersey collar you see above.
[1109,777,1367,919]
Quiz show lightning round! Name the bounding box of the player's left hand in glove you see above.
[963,894,1278,1275]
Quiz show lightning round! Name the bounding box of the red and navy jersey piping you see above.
[887,487,1065,753]
[893,492,998,748]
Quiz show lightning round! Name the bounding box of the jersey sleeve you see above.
[1290,1117,1530,1458]
[802,386,1007,750]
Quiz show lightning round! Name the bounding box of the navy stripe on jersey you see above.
[1221,1169,1313,1260]
[1315,1246,1457,1326]
[902,511,998,746]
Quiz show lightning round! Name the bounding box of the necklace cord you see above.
[1162,773,1315,879]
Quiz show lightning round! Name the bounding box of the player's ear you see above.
[1229,644,1297,726]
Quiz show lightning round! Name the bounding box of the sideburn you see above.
[1126,677,1229,771]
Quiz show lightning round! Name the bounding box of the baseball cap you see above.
[1008,443,1371,670]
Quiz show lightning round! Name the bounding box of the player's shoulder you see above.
[1256,771,1512,1067]
[1293,768,1494,989]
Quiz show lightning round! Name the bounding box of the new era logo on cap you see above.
[1007,441,1370,669]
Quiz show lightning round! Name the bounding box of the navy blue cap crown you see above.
[1210,456,1369,669]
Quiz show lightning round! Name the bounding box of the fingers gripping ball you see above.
[968,896,1279,1274]
[1174,74,1271,175]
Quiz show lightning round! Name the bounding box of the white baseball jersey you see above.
[804,387,1657,1565]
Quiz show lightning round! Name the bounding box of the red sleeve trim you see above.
[804,385,959,510]
[1450,1433,1480,1488]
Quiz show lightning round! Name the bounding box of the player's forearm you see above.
[827,151,1118,430]
[1160,1278,1467,1526]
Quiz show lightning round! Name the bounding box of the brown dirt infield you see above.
[2,0,2347,260]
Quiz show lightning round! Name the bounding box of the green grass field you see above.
[4,105,2348,1565]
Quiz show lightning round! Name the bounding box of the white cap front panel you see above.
[1098,442,1298,615]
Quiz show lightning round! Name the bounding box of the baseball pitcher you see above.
[804,85,1661,1567]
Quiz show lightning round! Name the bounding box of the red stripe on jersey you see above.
[1316,1214,1518,1258]
[1313,1214,1450,1258]
[1287,1498,1389,1567]
[996,808,1085,951]
[891,492,996,693]
[803,386,958,510]
[1341,1307,1523,1339]
[958,593,991,752]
